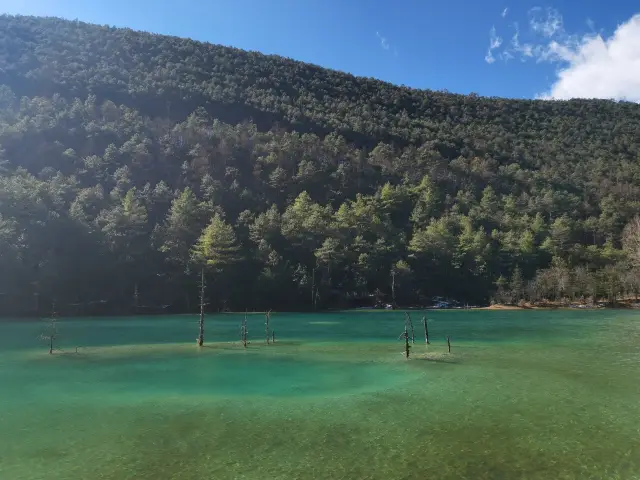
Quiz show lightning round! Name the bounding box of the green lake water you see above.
[0,310,639,479]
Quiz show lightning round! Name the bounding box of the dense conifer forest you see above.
[1,15,640,315]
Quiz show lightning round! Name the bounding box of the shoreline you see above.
[2,302,637,321]
[475,302,639,311]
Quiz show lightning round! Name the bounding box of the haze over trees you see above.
[0,15,639,315]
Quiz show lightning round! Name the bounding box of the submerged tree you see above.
[265,310,271,345]
[422,315,430,344]
[398,322,411,358]
[197,269,206,346]
[40,302,59,354]
[191,213,240,346]
[240,313,248,348]
[405,312,415,344]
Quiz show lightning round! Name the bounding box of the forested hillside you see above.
[1,14,640,315]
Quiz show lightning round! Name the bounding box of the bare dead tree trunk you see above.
[405,312,415,344]
[265,310,271,345]
[241,313,248,348]
[197,268,205,347]
[404,325,410,358]
[133,282,139,312]
[50,300,56,354]
[311,267,316,310]
[422,315,430,344]
[41,300,58,355]
[398,321,410,358]
[314,287,320,310]
[391,270,396,308]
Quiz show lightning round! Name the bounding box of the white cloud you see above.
[502,8,508,19]
[376,31,390,51]
[541,14,640,101]
[485,8,640,101]
[485,26,503,64]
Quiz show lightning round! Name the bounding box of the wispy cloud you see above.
[528,7,564,38]
[484,26,503,64]
[510,22,538,60]
[502,7,508,19]
[485,8,640,102]
[376,31,390,51]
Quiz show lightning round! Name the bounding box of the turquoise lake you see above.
[0,310,639,479]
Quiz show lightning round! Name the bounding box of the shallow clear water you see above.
[1,310,639,479]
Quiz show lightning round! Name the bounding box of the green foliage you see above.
[0,15,638,313]
[98,188,148,263]
[157,188,204,269]
[191,214,240,269]
[410,217,458,260]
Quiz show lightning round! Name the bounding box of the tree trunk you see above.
[391,270,396,308]
[197,268,205,347]
[447,336,451,353]
[133,282,139,311]
[404,326,410,358]
[311,267,316,310]
[241,314,248,348]
[405,312,415,344]
[422,315,430,344]
[265,310,270,345]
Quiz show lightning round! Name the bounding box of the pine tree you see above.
[510,265,524,303]
[191,214,240,346]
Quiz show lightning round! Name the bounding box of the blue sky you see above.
[1,0,639,100]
